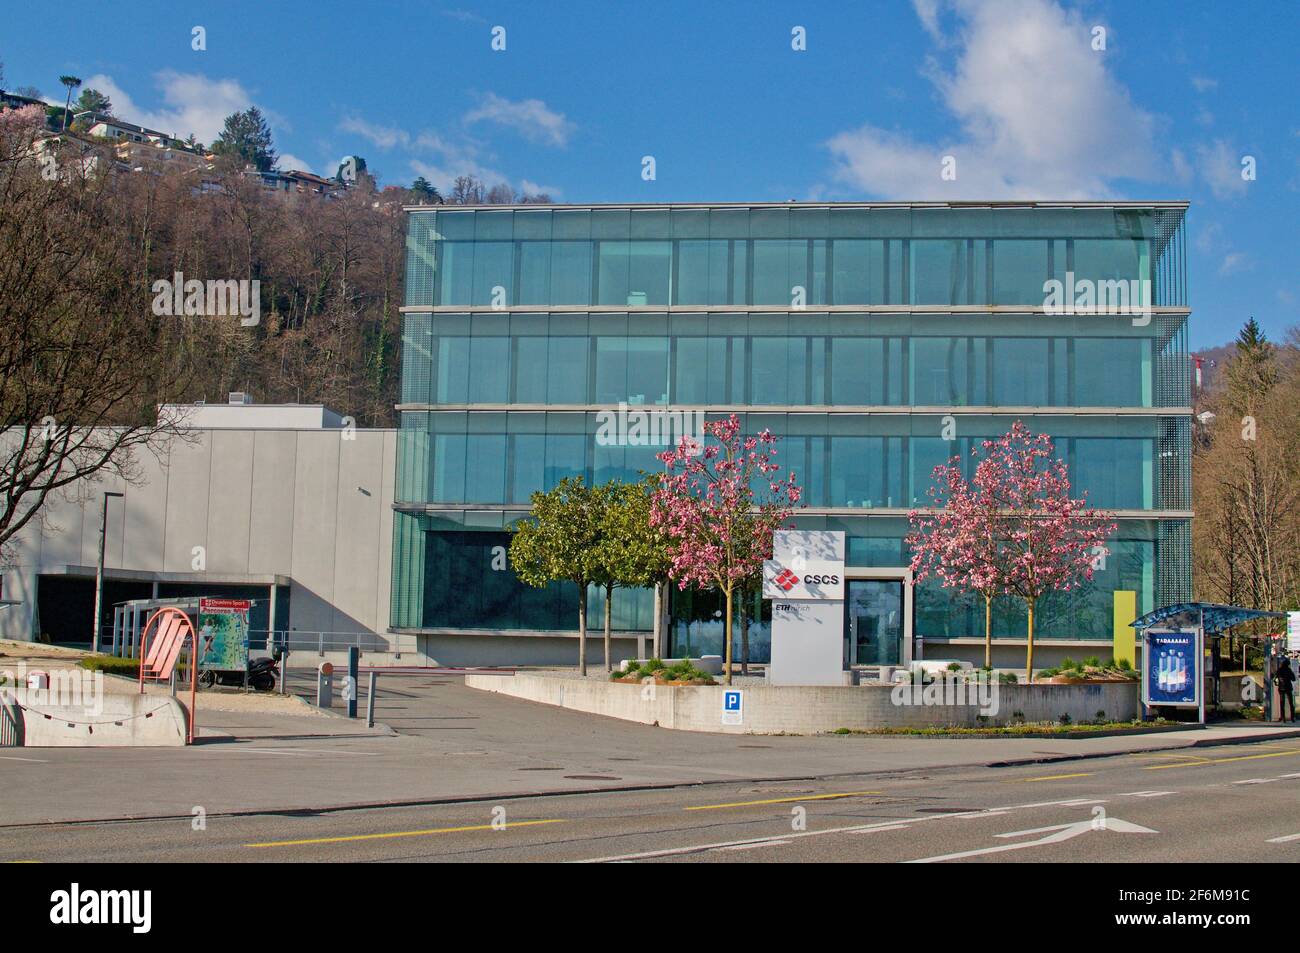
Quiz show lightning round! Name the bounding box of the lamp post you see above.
[91,491,124,654]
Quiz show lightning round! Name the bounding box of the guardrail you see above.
[256,631,419,658]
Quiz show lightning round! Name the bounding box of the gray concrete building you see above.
[0,398,401,657]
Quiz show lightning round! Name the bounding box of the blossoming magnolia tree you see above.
[650,415,801,685]
[906,454,1007,670]
[908,422,1116,681]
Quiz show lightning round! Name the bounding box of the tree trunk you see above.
[1025,596,1036,683]
[577,586,588,677]
[984,593,993,670]
[740,594,750,676]
[724,584,734,686]
[652,582,663,659]
[603,585,613,673]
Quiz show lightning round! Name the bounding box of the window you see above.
[675,240,731,305]
[752,240,808,305]
[550,242,592,304]
[467,338,509,403]
[992,338,1050,405]
[910,240,965,305]
[910,337,968,405]
[830,337,882,404]
[992,240,1049,304]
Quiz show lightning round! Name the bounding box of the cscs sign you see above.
[762,559,844,600]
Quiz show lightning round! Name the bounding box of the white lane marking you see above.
[1266,832,1300,844]
[205,747,317,757]
[1121,791,1175,798]
[713,840,790,852]
[910,816,1157,864]
[575,797,1107,863]
[851,824,911,834]
[1234,771,1300,785]
[0,755,49,763]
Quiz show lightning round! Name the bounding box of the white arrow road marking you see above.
[1266,832,1300,844]
[908,816,1157,864]
[575,797,1106,863]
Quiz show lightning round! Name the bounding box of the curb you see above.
[984,726,1300,767]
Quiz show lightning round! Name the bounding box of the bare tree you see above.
[0,113,190,561]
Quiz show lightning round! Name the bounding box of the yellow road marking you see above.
[1132,751,1214,764]
[1019,772,1092,782]
[245,818,563,848]
[1145,747,1300,771]
[685,791,883,811]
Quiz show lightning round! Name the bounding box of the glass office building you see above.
[392,202,1191,666]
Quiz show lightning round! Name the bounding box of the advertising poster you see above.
[1143,628,1199,707]
[197,598,251,672]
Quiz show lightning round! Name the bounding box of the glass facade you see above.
[394,203,1192,655]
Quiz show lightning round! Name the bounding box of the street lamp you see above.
[91,491,124,654]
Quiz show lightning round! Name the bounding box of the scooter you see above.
[197,656,279,692]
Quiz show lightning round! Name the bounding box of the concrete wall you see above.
[465,672,1140,734]
[422,633,646,668]
[0,427,397,645]
[1,688,189,746]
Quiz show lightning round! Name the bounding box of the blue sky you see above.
[4,0,1296,348]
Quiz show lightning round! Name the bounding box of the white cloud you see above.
[1195,139,1249,200]
[912,0,944,40]
[277,154,313,173]
[520,179,562,198]
[1194,220,1223,254]
[1218,251,1252,276]
[1191,76,1218,93]
[827,0,1161,199]
[339,115,410,150]
[464,92,574,147]
[338,94,570,193]
[83,71,260,145]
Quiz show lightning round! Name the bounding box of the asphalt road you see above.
[3,738,1298,863]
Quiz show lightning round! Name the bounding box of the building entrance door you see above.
[845,579,904,666]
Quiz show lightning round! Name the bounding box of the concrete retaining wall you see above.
[464,673,1139,734]
[0,688,189,746]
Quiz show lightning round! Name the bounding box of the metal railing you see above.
[0,695,22,746]
[254,630,419,658]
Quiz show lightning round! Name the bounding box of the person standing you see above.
[1275,656,1296,722]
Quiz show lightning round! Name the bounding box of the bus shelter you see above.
[1131,602,1285,721]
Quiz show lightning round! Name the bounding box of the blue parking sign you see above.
[722,689,743,725]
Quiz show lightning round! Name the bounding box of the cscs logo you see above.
[773,568,799,592]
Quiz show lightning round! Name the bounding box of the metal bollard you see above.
[317,662,334,709]
[366,671,376,728]
[347,646,359,719]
